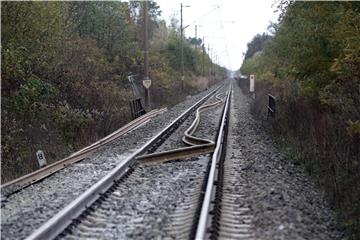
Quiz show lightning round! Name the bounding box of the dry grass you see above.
[237,77,360,239]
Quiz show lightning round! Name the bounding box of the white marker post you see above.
[36,150,47,168]
[249,74,255,99]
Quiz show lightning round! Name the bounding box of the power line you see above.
[183,5,219,29]
[216,4,233,71]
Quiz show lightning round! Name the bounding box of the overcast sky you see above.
[155,0,279,71]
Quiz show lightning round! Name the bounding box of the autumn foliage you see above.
[1,2,226,182]
[239,2,360,238]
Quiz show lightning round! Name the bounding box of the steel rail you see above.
[69,108,167,157]
[137,92,225,164]
[0,108,167,197]
[195,84,232,240]
[136,144,215,164]
[182,92,224,146]
[24,85,223,240]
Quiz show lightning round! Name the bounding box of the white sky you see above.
[155,0,279,71]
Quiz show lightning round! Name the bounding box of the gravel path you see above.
[0,84,222,240]
[59,88,226,239]
[228,80,343,239]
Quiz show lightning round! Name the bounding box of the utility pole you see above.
[216,53,218,77]
[208,44,211,80]
[215,52,217,77]
[213,51,215,76]
[216,54,218,77]
[180,3,190,89]
[212,50,215,76]
[180,3,184,89]
[215,54,217,79]
[195,25,198,52]
[143,1,151,109]
[211,48,213,76]
[202,36,205,76]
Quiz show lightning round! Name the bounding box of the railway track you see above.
[162,82,254,239]
[137,92,225,164]
[195,83,254,239]
[3,80,257,240]
[20,84,226,240]
[4,81,256,240]
[163,82,254,240]
[1,108,167,197]
[2,80,343,240]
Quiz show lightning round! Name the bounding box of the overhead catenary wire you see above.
[193,2,233,72]
[216,3,233,71]
[183,5,219,29]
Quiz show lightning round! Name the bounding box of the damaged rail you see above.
[1,108,167,197]
[23,85,223,240]
[136,93,225,164]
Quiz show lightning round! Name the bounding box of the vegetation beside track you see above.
[1,2,227,183]
[238,2,360,238]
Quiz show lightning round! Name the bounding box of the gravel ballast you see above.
[229,80,343,239]
[0,84,223,240]
[59,88,227,239]
[1,80,343,240]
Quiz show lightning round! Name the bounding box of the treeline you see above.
[239,2,360,238]
[1,1,226,182]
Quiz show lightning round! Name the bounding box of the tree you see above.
[243,33,272,60]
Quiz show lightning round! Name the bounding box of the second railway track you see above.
[2,80,256,240]
[27,83,231,240]
[1,108,167,197]
[57,87,230,240]
[1,79,344,240]
[2,82,232,240]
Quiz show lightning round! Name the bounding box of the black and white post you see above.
[250,74,255,99]
[143,1,151,109]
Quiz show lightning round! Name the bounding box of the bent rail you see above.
[136,92,225,164]
[24,85,223,240]
[1,108,166,197]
